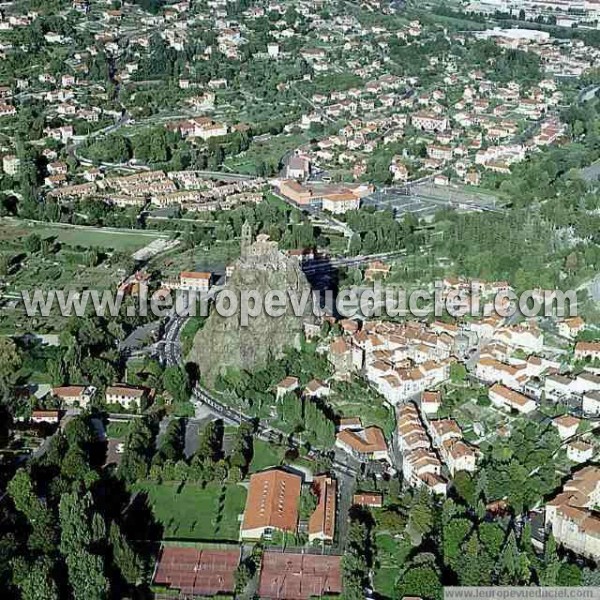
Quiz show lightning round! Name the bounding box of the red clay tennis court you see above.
[153,546,241,597]
[258,551,343,599]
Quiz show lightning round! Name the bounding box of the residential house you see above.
[488,383,537,414]
[421,390,441,415]
[31,410,61,425]
[105,385,146,410]
[575,342,600,361]
[583,390,600,417]
[321,191,360,214]
[353,492,383,508]
[567,441,594,464]
[545,373,574,401]
[559,317,585,339]
[475,357,527,389]
[304,379,330,398]
[329,337,353,379]
[276,377,299,401]
[2,155,20,175]
[52,385,95,408]
[179,271,212,292]
[552,415,581,440]
[335,426,390,463]
[545,466,600,560]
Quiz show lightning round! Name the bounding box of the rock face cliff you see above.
[189,237,316,384]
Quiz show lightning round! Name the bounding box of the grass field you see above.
[249,439,285,473]
[106,421,131,439]
[373,533,412,599]
[133,481,247,542]
[0,219,169,333]
[223,132,308,175]
[0,219,165,252]
[328,381,396,437]
[151,240,240,279]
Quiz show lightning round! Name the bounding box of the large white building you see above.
[321,192,360,214]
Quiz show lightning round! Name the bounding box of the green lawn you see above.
[223,132,308,175]
[106,421,130,439]
[151,240,240,279]
[249,439,285,473]
[328,380,396,437]
[0,219,164,252]
[373,533,412,599]
[133,481,247,542]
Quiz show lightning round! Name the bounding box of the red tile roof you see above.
[337,426,387,454]
[308,475,337,539]
[242,469,302,534]
[52,385,85,397]
[180,271,211,280]
[353,492,383,507]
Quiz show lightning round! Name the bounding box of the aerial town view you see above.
[2,0,600,598]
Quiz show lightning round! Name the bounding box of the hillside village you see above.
[2,0,600,598]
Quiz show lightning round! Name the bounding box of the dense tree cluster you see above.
[473,420,564,513]
[4,414,148,599]
[215,345,336,447]
[344,208,421,255]
[365,482,589,600]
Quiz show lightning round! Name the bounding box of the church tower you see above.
[241,220,252,259]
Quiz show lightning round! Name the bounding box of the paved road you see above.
[193,385,357,477]
[301,249,407,276]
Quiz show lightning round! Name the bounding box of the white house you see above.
[567,441,594,464]
[558,317,585,339]
[494,325,544,353]
[544,374,574,401]
[105,386,146,410]
[321,192,360,214]
[575,342,600,361]
[275,376,299,400]
[572,372,600,395]
[179,271,212,292]
[421,390,441,415]
[442,439,477,476]
[52,385,96,408]
[583,390,600,416]
[546,466,600,560]
[476,357,526,389]
[31,410,61,424]
[488,383,537,414]
[335,426,390,463]
[552,415,581,440]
